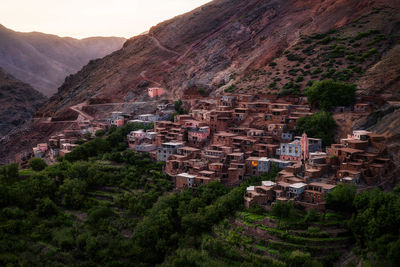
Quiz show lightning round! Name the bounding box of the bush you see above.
[305,80,357,110]
[271,201,294,219]
[87,207,115,224]
[36,197,59,217]
[326,184,356,213]
[29,158,48,171]
[95,129,105,137]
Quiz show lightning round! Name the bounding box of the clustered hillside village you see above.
[27,85,393,211]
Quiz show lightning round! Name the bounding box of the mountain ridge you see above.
[0,24,126,96]
[0,67,46,138]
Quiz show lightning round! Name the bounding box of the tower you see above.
[300,132,309,162]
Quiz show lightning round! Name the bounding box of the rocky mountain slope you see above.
[0,68,46,138]
[40,0,400,115]
[0,24,126,96]
[1,0,400,164]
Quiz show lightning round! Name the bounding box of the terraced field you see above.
[204,210,353,266]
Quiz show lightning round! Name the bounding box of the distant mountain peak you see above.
[0,24,126,96]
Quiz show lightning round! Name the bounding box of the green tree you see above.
[271,201,294,219]
[29,158,48,171]
[325,184,356,212]
[58,178,87,209]
[0,163,19,184]
[305,80,356,110]
[95,129,105,137]
[296,111,337,146]
[84,132,92,140]
[36,197,59,217]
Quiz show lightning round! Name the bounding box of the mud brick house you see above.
[32,143,48,158]
[287,183,308,199]
[209,110,233,132]
[157,142,185,162]
[107,112,125,127]
[354,103,373,113]
[303,182,336,204]
[175,173,213,189]
[148,87,165,98]
[188,126,210,147]
[244,182,277,209]
[137,114,160,122]
[213,132,238,146]
[219,95,237,107]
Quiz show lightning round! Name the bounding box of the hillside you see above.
[1,0,400,165]
[0,68,46,138]
[0,24,126,96]
[40,0,399,115]
[1,125,399,266]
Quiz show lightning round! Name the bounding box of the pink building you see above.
[148,87,165,98]
[188,126,210,143]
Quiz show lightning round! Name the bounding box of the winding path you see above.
[70,103,94,121]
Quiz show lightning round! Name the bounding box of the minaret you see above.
[300,132,309,162]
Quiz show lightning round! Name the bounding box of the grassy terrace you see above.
[207,209,352,265]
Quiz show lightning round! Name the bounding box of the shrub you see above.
[269,62,277,67]
[271,201,294,219]
[29,158,48,171]
[87,207,115,224]
[95,129,105,137]
[224,84,237,93]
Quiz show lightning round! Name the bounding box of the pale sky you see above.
[0,0,211,39]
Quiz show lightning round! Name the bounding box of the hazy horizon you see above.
[0,0,211,39]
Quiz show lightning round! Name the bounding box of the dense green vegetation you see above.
[0,123,399,266]
[305,80,357,110]
[296,111,337,146]
[325,184,400,266]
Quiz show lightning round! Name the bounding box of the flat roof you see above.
[228,152,244,156]
[199,170,215,175]
[306,168,321,173]
[162,142,184,146]
[176,173,196,179]
[179,146,200,151]
[308,182,336,190]
[338,147,364,153]
[215,132,238,137]
[246,157,261,161]
[247,186,255,191]
[262,181,276,187]
[290,183,308,189]
[277,181,291,187]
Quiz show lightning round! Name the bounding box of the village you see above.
[30,86,392,211]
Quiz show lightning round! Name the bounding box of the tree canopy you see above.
[305,80,356,110]
[296,111,337,146]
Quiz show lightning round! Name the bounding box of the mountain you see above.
[0,24,126,96]
[1,0,400,165]
[0,67,46,138]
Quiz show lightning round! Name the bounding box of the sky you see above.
[0,0,211,39]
